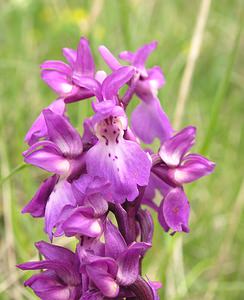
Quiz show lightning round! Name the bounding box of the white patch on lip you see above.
[61,83,73,94]
[149,79,159,96]
[57,160,70,174]
[90,221,102,235]
[173,169,188,183]
[159,147,181,167]
[106,281,119,297]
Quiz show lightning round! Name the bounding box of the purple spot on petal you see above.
[102,135,109,146]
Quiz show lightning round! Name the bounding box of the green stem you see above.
[0,163,28,186]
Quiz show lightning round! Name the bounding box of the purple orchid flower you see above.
[41,37,99,103]
[158,187,190,233]
[85,67,152,203]
[54,175,111,239]
[23,110,86,239]
[23,109,84,180]
[19,36,216,300]
[142,126,215,233]
[86,100,152,203]
[78,221,151,298]
[17,241,82,300]
[25,99,66,146]
[156,126,215,186]
[99,41,173,144]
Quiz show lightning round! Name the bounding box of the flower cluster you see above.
[18,37,215,299]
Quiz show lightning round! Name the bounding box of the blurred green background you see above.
[0,0,243,299]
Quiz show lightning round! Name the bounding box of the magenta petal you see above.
[119,50,135,63]
[116,242,151,286]
[74,37,95,77]
[86,265,119,298]
[24,151,68,175]
[24,271,72,300]
[19,261,76,288]
[134,67,165,100]
[81,118,98,146]
[170,153,215,184]
[159,126,196,167]
[63,85,95,103]
[43,109,83,156]
[86,139,151,203]
[44,180,76,239]
[131,96,173,144]
[92,100,126,125]
[22,175,57,217]
[24,142,69,175]
[95,70,107,84]
[25,99,66,146]
[41,70,73,95]
[99,45,121,71]
[61,207,102,238]
[75,175,110,196]
[82,290,103,300]
[72,174,110,212]
[102,66,135,102]
[41,60,72,75]
[142,172,171,210]
[35,241,76,265]
[104,221,127,260]
[72,76,102,101]
[133,41,157,76]
[62,48,77,67]
[158,188,190,233]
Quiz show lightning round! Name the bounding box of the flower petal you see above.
[43,109,83,156]
[44,180,76,240]
[62,48,77,67]
[41,70,73,95]
[73,37,95,77]
[104,221,127,260]
[86,139,151,203]
[133,41,157,77]
[169,153,215,184]
[99,45,121,71]
[61,207,102,238]
[86,265,119,298]
[23,271,73,300]
[25,99,66,146]
[131,96,173,144]
[72,76,102,101]
[22,175,57,217]
[142,172,171,210]
[119,50,135,63]
[101,66,135,102]
[159,126,196,167]
[158,187,190,233]
[41,60,72,75]
[134,66,165,100]
[35,241,76,265]
[24,141,70,175]
[116,242,151,286]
